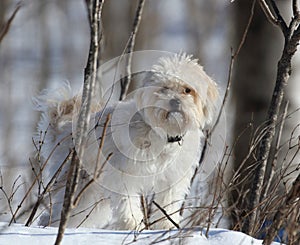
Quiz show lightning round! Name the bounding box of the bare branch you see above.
[140,195,150,229]
[234,0,257,58]
[152,200,180,229]
[9,133,72,225]
[0,1,22,43]
[263,173,300,245]
[119,0,146,100]
[0,172,15,222]
[54,151,79,245]
[75,199,105,228]
[261,101,289,200]
[212,0,255,137]
[257,0,289,35]
[94,114,111,178]
[269,0,289,34]
[293,0,300,17]
[258,0,278,26]
[183,0,255,219]
[54,0,104,244]
[72,113,111,207]
[25,150,73,227]
[73,152,112,207]
[245,0,300,234]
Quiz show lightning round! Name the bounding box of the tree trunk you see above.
[230,1,282,230]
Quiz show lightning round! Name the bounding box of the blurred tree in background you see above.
[230,0,282,229]
[230,0,300,234]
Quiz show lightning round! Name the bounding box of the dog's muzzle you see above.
[169,98,181,110]
[166,98,185,120]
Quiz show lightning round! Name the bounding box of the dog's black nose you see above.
[169,98,181,110]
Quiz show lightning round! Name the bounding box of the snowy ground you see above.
[0,222,283,245]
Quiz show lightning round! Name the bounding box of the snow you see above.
[0,222,283,245]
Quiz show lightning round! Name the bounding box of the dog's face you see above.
[134,54,219,139]
[134,80,202,138]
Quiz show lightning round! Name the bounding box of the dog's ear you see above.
[202,77,219,127]
[131,71,155,89]
[33,82,79,130]
[122,71,154,99]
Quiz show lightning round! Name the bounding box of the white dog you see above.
[34,53,219,230]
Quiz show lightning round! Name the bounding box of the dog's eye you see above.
[160,87,168,93]
[184,87,192,94]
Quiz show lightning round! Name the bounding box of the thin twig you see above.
[257,0,279,27]
[261,101,289,201]
[0,172,15,222]
[9,133,72,225]
[25,150,73,227]
[119,0,146,100]
[258,0,289,34]
[212,0,255,142]
[73,152,112,207]
[205,164,223,237]
[152,200,180,229]
[29,158,43,193]
[75,198,105,228]
[73,114,111,207]
[94,114,111,178]
[140,195,150,229]
[0,1,22,43]
[10,175,23,201]
[263,172,300,245]
[182,0,256,219]
[269,0,289,34]
[234,0,257,58]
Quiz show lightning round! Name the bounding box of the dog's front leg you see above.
[109,195,143,230]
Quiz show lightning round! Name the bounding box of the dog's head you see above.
[134,53,219,139]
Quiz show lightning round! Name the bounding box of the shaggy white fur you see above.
[34,53,219,230]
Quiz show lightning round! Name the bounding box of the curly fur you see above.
[34,53,219,230]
